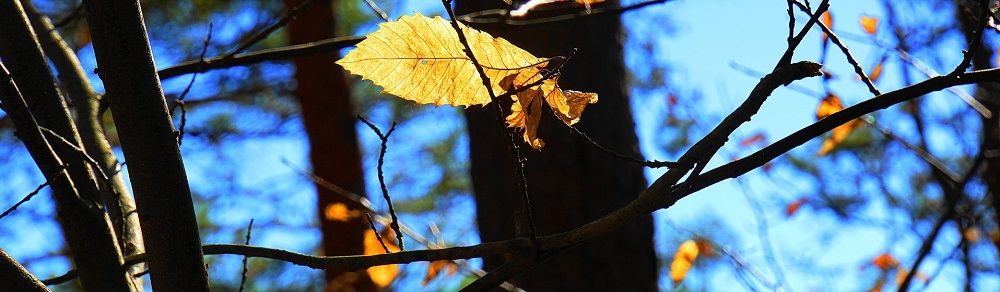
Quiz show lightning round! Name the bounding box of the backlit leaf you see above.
[860,15,879,35]
[868,62,883,82]
[670,239,700,284]
[364,228,400,287]
[871,253,898,270]
[821,11,834,42]
[324,203,362,222]
[422,260,459,286]
[816,94,862,156]
[739,133,767,147]
[785,197,808,217]
[338,13,598,149]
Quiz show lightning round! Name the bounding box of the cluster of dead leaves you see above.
[337,13,598,149]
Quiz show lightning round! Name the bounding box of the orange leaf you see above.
[868,62,883,82]
[816,94,862,156]
[785,197,808,217]
[740,133,767,147]
[670,239,700,284]
[872,253,899,271]
[859,15,879,35]
[821,11,834,42]
[422,260,459,286]
[324,203,362,222]
[963,227,981,243]
[364,229,400,287]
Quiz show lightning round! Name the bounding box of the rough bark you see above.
[22,3,146,287]
[0,1,132,291]
[80,0,210,290]
[456,1,658,290]
[282,0,374,290]
[0,247,47,292]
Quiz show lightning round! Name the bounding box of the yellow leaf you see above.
[422,260,459,286]
[860,15,879,35]
[338,13,546,106]
[816,94,862,156]
[338,13,597,149]
[670,239,700,285]
[363,229,400,287]
[323,203,362,222]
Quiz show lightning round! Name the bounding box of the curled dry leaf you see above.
[337,13,598,149]
[816,94,862,156]
[670,239,700,285]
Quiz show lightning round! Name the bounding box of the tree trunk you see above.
[456,1,658,290]
[0,1,132,291]
[81,0,210,290]
[23,3,146,288]
[282,0,375,290]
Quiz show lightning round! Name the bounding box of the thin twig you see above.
[366,213,391,253]
[238,219,254,292]
[358,115,403,250]
[773,0,830,71]
[898,155,985,291]
[37,127,110,183]
[441,0,538,252]
[158,36,364,80]
[0,176,55,220]
[174,22,213,146]
[951,0,991,76]
[681,68,1000,197]
[791,0,881,96]
[459,0,672,26]
[223,0,319,59]
[363,0,389,22]
[786,0,795,49]
[563,122,683,168]
[282,160,519,290]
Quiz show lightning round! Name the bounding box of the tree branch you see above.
[0,247,46,292]
[81,0,210,290]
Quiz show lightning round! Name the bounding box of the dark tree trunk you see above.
[283,0,375,290]
[81,0,210,290]
[456,1,658,290]
[0,1,132,291]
